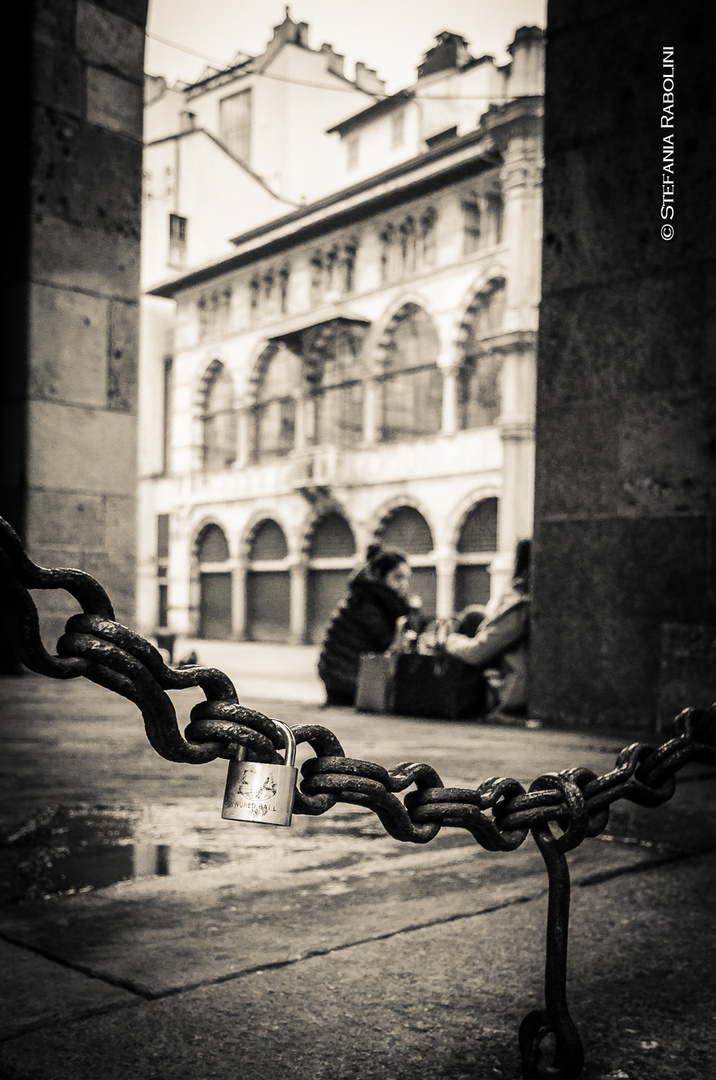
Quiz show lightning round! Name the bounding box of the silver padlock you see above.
[221,719,297,827]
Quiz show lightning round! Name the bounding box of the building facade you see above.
[138,22,544,647]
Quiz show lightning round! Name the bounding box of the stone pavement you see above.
[167,637,325,705]
[0,669,715,1080]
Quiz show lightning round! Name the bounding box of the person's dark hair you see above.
[366,543,408,580]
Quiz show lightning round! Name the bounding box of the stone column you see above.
[441,365,459,436]
[363,379,378,444]
[232,560,247,640]
[2,2,149,663]
[435,553,456,619]
[289,558,308,644]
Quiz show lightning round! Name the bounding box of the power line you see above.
[145,30,540,104]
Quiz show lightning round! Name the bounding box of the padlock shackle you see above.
[270,718,296,768]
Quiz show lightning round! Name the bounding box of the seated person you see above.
[445,539,530,719]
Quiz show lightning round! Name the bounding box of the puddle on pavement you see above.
[0,802,431,904]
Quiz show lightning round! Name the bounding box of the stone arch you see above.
[369,293,438,374]
[242,514,292,643]
[302,504,358,645]
[191,518,233,640]
[453,269,508,353]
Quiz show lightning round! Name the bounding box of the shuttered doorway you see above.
[246,519,291,642]
[306,512,356,645]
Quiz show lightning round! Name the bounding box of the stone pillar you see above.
[531,1,716,731]
[499,134,543,330]
[435,553,456,619]
[2,1,149,663]
[363,379,378,444]
[496,338,537,555]
[289,559,308,644]
[441,365,459,435]
[237,410,251,467]
[232,561,247,640]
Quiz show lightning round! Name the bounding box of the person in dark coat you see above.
[318,544,413,706]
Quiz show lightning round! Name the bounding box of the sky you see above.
[145,0,546,94]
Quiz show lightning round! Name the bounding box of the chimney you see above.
[354,61,386,96]
[180,110,196,132]
[506,25,545,97]
[417,31,472,79]
[320,42,345,78]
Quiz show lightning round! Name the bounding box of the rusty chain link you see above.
[2,514,715,1080]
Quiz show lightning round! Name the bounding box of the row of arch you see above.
[199,283,507,469]
[191,498,499,644]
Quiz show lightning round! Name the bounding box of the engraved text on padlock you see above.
[222,719,297,826]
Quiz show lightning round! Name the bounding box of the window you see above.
[278,265,290,314]
[168,214,187,267]
[201,363,237,470]
[379,224,397,283]
[486,193,504,245]
[346,135,359,170]
[310,251,324,306]
[391,110,405,148]
[462,198,481,254]
[378,304,442,442]
[342,238,358,293]
[399,216,416,274]
[419,208,437,266]
[454,498,498,609]
[458,283,506,430]
[219,88,251,162]
[310,324,366,448]
[252,345,298,461]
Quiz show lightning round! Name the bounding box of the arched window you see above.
[197,523,230,562]
[454,498,499,609]
[196,523,231,639]
[306,512,357,645]
[458,283,506,430]
[379,223,398,283]
[378,304,442,442]
[251,345,298,461]
[378,505,436,613]
[308,322,366,447]
[419,207,437,266]
[249,519,288,560]
[201,362,236,470]
[246,519,290,642]
[486,192,504,246]
[399,216,416,273]
[462,197,481,253]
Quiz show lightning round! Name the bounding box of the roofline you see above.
[148,98,542,299]
[144,126,296,204]
[326,89,415,135]
[326,54,498,136]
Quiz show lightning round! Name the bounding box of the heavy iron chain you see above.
[1,514,715,1079]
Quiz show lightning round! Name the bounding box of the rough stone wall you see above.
[531,1,716,730]
[2,1,148,657]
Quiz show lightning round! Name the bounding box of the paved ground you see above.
[0,661,715,1080]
